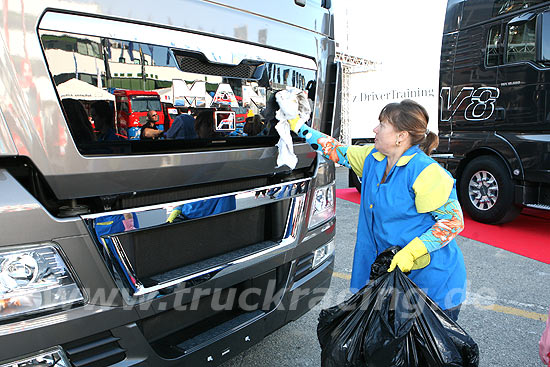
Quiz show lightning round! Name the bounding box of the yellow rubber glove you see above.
[387,238,430,273]
[288,116,302,132]
[166,209,182,223]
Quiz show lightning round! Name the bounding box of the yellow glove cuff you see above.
[388,238,430,273]
[406,237,429,259]
[166,209,181,223]
[288,116,302,132]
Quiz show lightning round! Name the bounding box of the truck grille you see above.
[84,177,310,297]
[173,51,263,79]
[63,331,126,367]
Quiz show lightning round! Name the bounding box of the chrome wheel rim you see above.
[468,170,499,211]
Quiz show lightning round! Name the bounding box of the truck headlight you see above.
[308,184,335,229]
[0,244,84,320]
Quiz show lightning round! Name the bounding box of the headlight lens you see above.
[0,348,70,367]
[312,240,335,269]
[308,184,335,229]
[0,244,84,320]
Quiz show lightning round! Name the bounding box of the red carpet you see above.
[336,188,550,264]
[336,188,361,204]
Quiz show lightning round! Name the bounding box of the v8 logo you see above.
[440,87,500,122]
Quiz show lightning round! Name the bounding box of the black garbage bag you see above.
[369,246,401,280]
[318,247,479,367]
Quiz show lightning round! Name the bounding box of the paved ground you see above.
[222,166,550,367]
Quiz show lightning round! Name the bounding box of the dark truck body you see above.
[436,0,550,223]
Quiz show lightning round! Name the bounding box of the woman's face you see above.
[373,118,400,155]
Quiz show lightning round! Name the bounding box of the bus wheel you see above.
[349,169,361,192]
[459,156,520,224]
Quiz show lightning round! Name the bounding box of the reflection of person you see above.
[290,99,466,321]
[165,114,197,139]
[62,98,95,144]
[195,110,217,138]
[166,197,236,223]
[94,213,139,260]
[140,110,163,139]
[540,305,550,366]
[95,213,138,237]
[90,101,119,141]
[243,115,265,136]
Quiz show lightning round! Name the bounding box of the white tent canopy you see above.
[57,78,115,101]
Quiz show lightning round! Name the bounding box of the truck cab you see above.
[0,1,340,366]
[437,0,550,223]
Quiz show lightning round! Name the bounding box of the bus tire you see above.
[459,155,521,224]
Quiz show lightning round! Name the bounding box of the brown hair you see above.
[378,99,438,155]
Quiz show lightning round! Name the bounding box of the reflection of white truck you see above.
[339,1,446,189]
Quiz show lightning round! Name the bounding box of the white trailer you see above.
[334,0,447,189]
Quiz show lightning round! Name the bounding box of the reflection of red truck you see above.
[114,90,164,139]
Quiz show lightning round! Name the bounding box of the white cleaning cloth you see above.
[274,87,312,169]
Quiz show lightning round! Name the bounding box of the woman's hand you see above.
[388,238,429,273]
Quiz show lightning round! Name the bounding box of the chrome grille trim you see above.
[82,177,309,222]
[82,178,310,300]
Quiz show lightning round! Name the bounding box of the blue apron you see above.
[350,145,466,310]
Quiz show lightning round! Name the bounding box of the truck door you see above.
[496,10,550,186]
[497,13,541,131]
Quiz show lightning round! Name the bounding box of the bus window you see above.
[486,25,502,66]
[506,18,536,63]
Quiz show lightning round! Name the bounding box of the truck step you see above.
[176,310,265,353]
[525,204,550,211]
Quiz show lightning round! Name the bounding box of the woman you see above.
[290,99,466,321]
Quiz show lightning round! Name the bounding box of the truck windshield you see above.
[39,30,316,154]
[131,96,161,112]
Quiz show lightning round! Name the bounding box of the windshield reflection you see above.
[39,30,315,154]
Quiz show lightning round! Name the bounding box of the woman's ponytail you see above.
[420,131,439,155]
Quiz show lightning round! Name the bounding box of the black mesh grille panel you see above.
[119,176,269,209]
[115,168,310,211]
[174,51,263,79]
